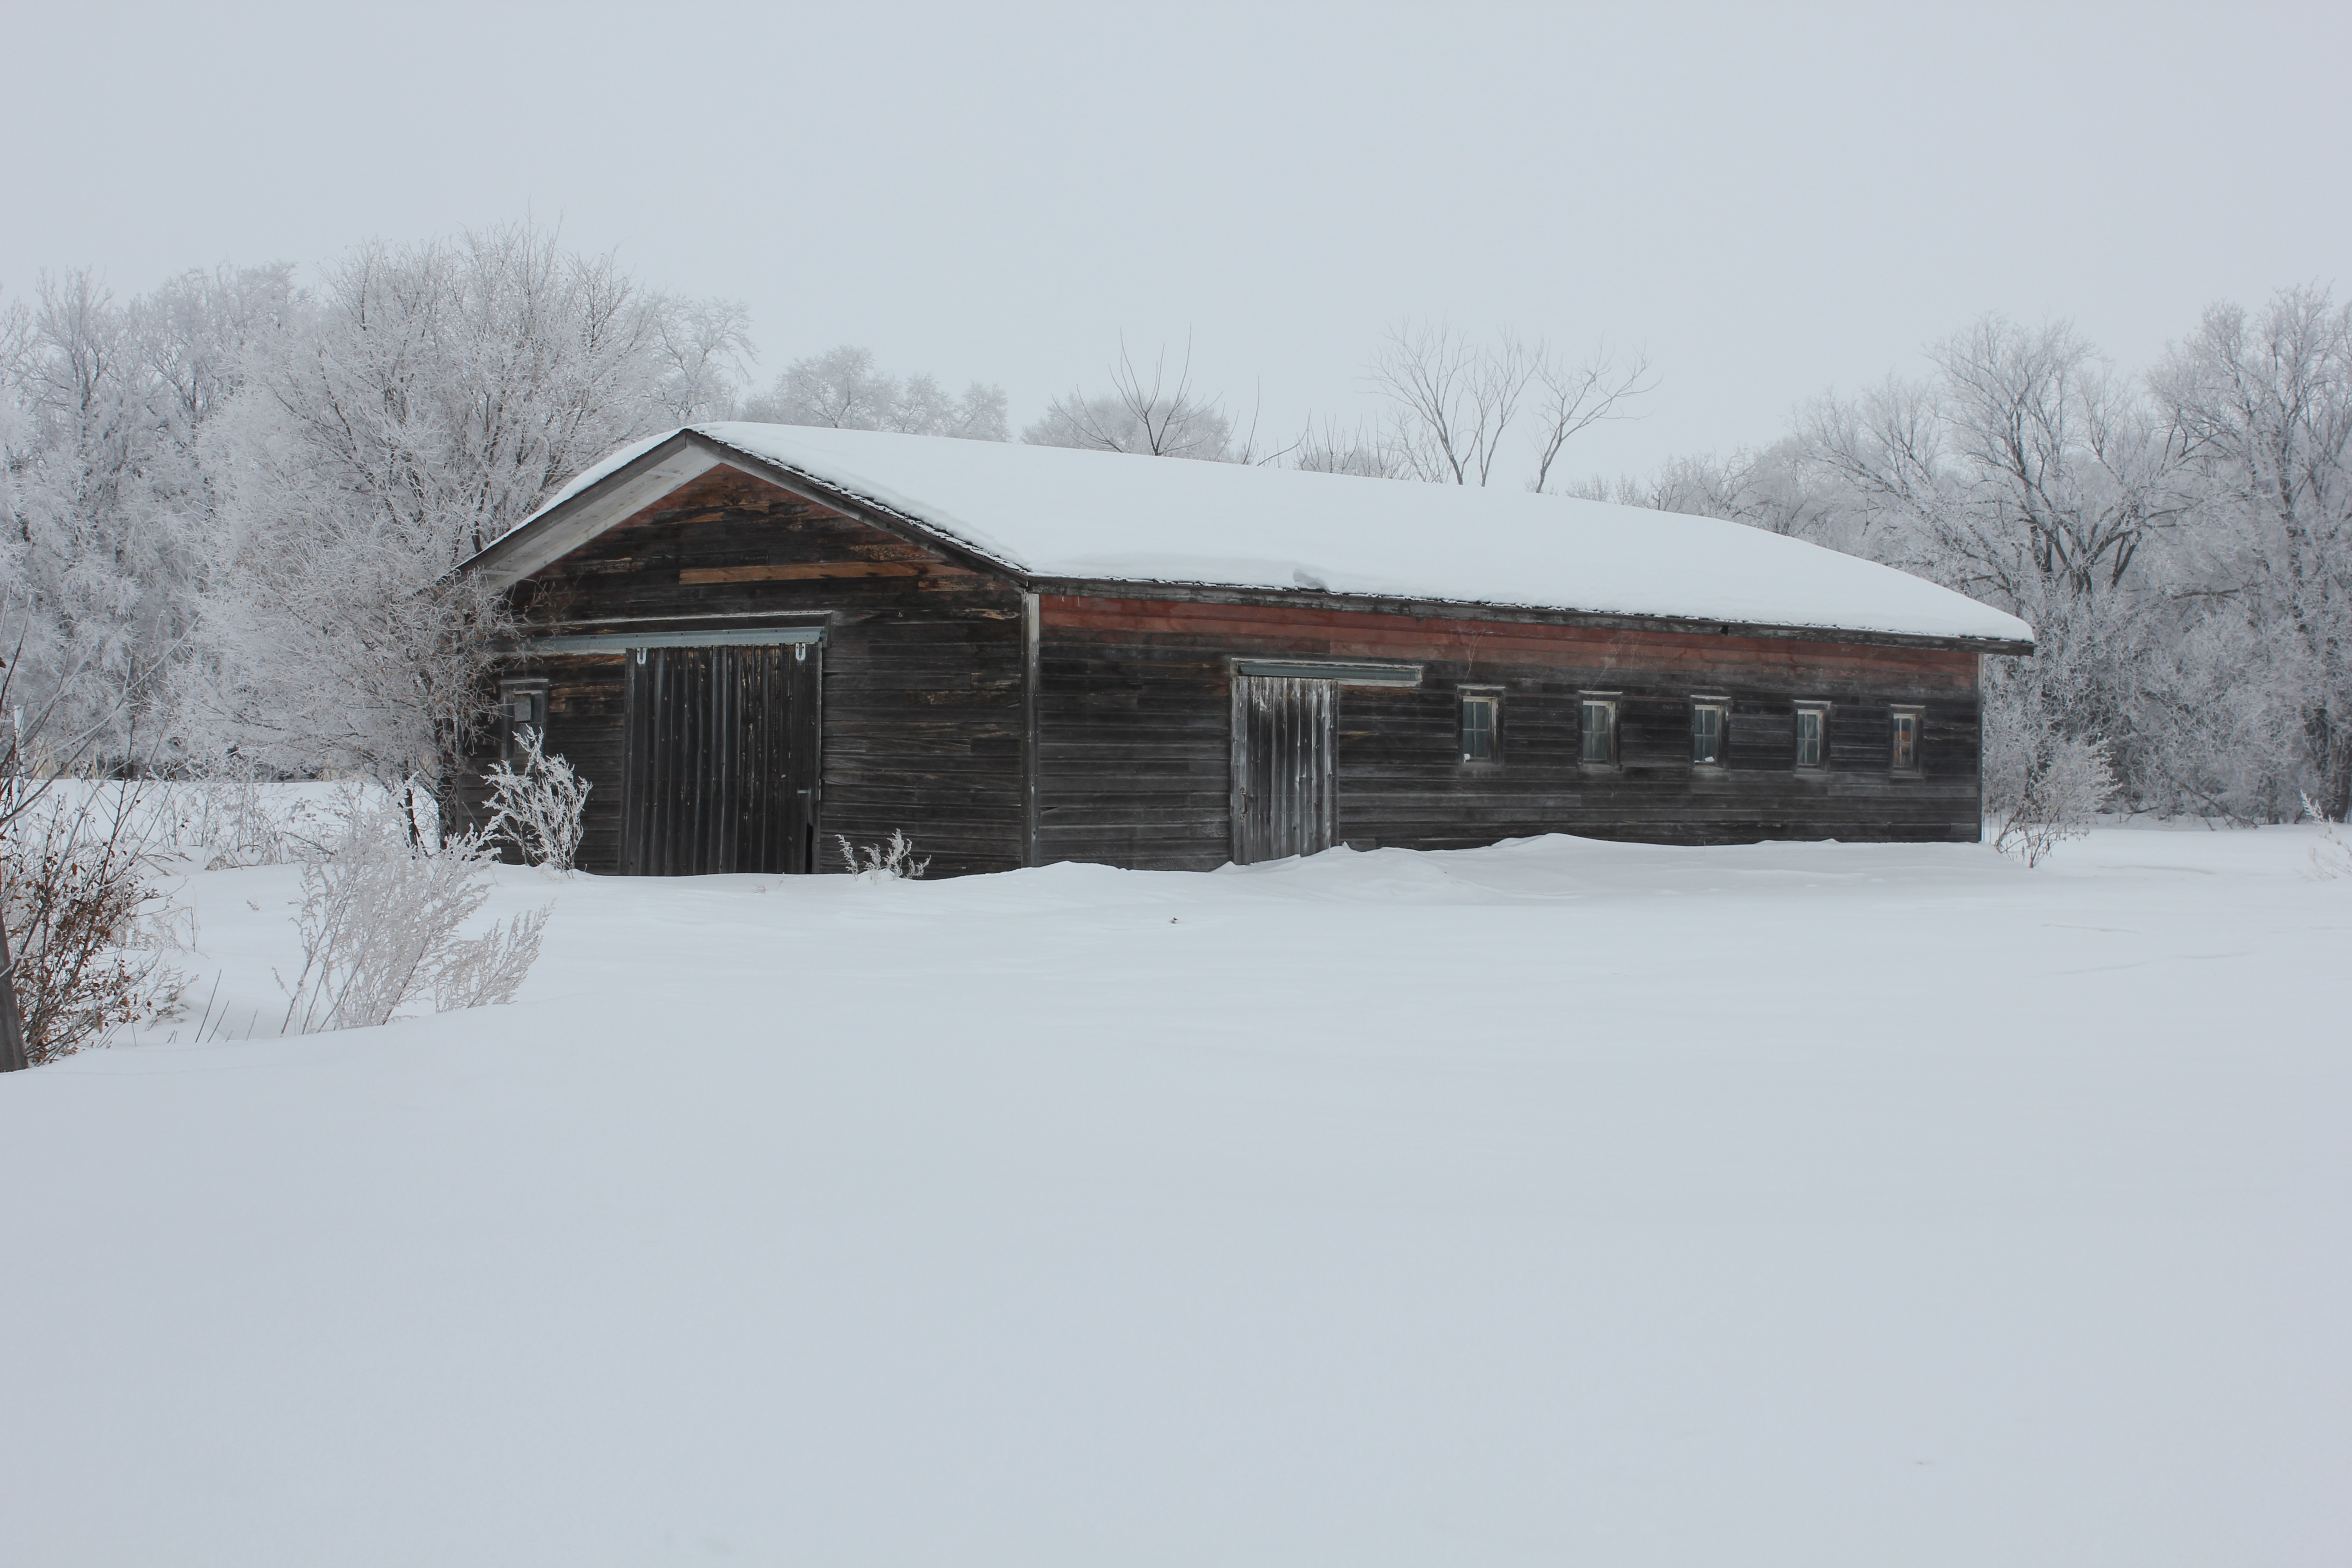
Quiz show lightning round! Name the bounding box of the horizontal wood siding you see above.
[1036,595,1981,870]
[466,467,1024,876]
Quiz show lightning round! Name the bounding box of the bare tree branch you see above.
[1025,335,1232,459]
[1369,322,1647,488]
[1527,347,1654,493]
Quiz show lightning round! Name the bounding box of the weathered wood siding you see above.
[1036,595,1981,870]
[462,468,1026,876]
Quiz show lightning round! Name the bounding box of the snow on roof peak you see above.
[525,423,2032,646]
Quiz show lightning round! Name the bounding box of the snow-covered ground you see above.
[4,828,2346,1566]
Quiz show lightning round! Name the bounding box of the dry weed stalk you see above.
[279,799,547,1033]
[836,830,929,880]
[2302,793,2352,881]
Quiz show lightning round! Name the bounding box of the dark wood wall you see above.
[464,468,1027,876]
[1036,595,1981,870]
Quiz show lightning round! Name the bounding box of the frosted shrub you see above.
[431,903,553,1011]
[2303,794,2352,881]
[1984,699,2116,867]
[837,829,929,880]
[484,726,592,872]
[279,800,548,1034]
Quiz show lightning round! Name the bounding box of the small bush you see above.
[2303,793,2352,881]
[483,727,591,872]
[279,799,547,1034]
[837,829,929,880]
[1985,700,2116,867]
[2,784,185,1064]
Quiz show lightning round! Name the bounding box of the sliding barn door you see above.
[1231,675,1336,864]
[621,643,821,875]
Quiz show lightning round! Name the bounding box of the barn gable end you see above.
[463,465,1028,876]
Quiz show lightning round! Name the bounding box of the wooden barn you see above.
[455,424,2034,877]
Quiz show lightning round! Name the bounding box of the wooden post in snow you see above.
[0,907,26,1072]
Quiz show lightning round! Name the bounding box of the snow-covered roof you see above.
[480,423,2034,647]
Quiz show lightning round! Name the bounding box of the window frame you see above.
[1792,701,1832,773]
[1458,686,1502,767]
[1578,693,1620,768]
[1690,696,1729,769]
[498,677,550,764]
[1889,705,1924,776]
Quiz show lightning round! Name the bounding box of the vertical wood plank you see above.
[1231,675,1338,863]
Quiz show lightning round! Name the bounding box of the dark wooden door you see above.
[621,642,821,875]
[1231,675,1336,864]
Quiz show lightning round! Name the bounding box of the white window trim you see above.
[1793,701,1832,773]
[1578,693,1620,768]
[1890,705,1925,776]
[1459,690,1502,766]
[1690,696,1729,769]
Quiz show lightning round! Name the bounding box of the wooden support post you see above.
[1021,591,1041,867]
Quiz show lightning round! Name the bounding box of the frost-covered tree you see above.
[2149,288,2352,818]
[1567,437,1851,547]
[743,345,1008,440]
[248,224,747,568]
[186,224,750,788]
[1779,319,2191,811]
[1797,319,2188,610]
[1025,340,1235,459]
[2,226,746,789]
[0,266,295,760]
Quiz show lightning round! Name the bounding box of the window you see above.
[1460,692,1499,763]
[499,678,549,764]
[1579,697,1617,765]
[1890,706,1922,774]
[1793,703,1830,771]
[1691,700,1727,767]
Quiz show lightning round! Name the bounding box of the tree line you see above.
[3,220,2344,827]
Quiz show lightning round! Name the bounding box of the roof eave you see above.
[1026,574,2036,657]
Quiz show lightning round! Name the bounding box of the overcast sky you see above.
[7,0,2344,480]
